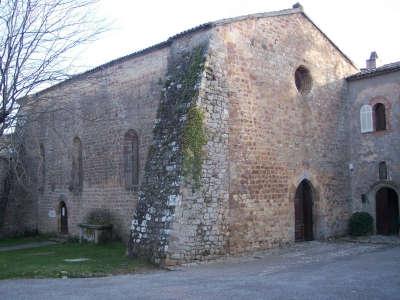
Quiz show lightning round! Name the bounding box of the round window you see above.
[294,66,312,95]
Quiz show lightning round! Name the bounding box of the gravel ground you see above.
[0,240,399,300]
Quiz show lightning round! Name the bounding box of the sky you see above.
[76,0,400,71]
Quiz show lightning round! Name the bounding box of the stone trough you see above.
[78,223,113,244]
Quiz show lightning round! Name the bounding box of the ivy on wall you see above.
[159,45,207,189]
[182,105,206,188]
[178,46,207,189]
[129,43,208,262]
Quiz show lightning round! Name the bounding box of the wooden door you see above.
[376,188,399,235]
[295,187,304,241]
[295,180,314,242]
[60,202,68,234]
[303,182,314,241]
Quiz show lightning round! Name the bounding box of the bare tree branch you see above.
[0,0,106,136]
[0,0,107,210]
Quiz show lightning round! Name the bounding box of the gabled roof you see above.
[213,6,356,68]
[346,61,400,81]
[33,4,356,97]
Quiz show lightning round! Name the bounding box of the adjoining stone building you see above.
[347,55,400,236]
[1,4,398,265]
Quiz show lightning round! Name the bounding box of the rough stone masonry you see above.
[128,6,357,265]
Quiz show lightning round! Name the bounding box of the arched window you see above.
[124,130,139,189]
[360,105,373,133]
[39,143,45,193]
[71,137,83,194]
[294,66,312,95]
[59,201,68,234]
[379,161,388,180]
[373,103,386,131]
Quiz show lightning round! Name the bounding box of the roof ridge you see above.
[213,7,302,26]
[32,5,358,97]
[32,7,302,98]
[347,60,400,81]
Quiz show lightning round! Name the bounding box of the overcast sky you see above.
[77,0,399,71]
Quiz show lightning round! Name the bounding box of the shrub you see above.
[348,212,373,236]
[85,209,112,225]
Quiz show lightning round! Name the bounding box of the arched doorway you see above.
[59,201,68,234]
[376,187,399,235]
[294,180,314,241]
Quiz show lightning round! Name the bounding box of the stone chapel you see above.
[0,4,398,266]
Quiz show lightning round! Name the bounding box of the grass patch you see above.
[0,241,152,279]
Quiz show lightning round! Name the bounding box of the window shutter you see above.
[360,105,372,133]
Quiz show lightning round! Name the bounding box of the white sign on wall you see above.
[48,209,56,218]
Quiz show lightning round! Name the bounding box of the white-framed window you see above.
[360,104,373,133]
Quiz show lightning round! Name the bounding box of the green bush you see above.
[85,209,112,225]
[348,212,373,236]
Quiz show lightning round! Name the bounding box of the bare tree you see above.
[0,0,106,137]
[0,0,106,230]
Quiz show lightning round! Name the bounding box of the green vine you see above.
[182,106,206,189]
[154,45,207,189]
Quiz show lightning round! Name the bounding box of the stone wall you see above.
[165,31,231,264]
[211,13,357,254]
[347,70,400,226]
[0,134,37,237]
[128,29,217,264]
[130,12,358,265]
[0,156,35,237]
[20,44,170,241]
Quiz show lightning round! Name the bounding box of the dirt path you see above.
[0,241,58,252]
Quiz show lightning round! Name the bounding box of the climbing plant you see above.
[129,44,208,260]
[182,105,207,188]
[157,45,208,190]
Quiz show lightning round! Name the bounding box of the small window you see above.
[373,103,386,131]
[295,66,312,95]
[379,161,388,180]
[124,130,139,189]
[59,201,68,234]
[39,143,45,193]
[71,137,83,194]
[361,194,367,204]
[360,105,373,133]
